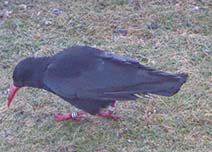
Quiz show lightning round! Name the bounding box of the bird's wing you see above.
[43,46,186,101]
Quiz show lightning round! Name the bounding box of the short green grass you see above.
[0,0,211,151]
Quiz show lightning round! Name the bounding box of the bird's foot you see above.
[54,111,87,122]
[98,111,120,120]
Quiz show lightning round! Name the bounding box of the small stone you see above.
[4,1,9,6]
[5,10,12,17]
[151,60,156,64]
[45,20,52,26]
[2,89,8,95]
[203,49,210,53]
[19,4,27,10]
[37,11,41,16]
[153,108,157,113]
[52,8,63,16]
[7,88,10,94]
[113,27,128,36]
[148,111,152,116]
[193,6,199,11]
[202,49,210,56]
[0,10,12,19]
[147,23,160,29]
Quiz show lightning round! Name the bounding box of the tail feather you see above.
[135,72,188,96]
[101,72,188,98]
[85,70,188,101]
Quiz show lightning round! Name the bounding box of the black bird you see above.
[8,46,188,121]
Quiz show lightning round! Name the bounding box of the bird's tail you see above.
[155,73,188,96]
[134,71,188,97]
[100,71,188,100]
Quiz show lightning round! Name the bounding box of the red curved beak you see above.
[7,84,20,108]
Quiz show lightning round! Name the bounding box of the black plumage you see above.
[10,46,188,115]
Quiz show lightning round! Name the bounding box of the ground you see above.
[0,0,211,152]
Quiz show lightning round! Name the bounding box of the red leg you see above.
[108,101,116,112]
[111,101,116,107]
[54,111,87,122]
[97,101,119,120]
[98,111,119,121]
[54,101,118,121]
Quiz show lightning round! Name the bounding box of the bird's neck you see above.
[27,57,50,89]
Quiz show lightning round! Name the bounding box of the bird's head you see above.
[8,57,49,108]
[13,57,35,87]
[8,57,35,108]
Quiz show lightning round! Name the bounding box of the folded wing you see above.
[43,46,188,101]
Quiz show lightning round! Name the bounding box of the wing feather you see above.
[43,46,187,101]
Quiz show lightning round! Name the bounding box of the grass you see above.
[0,0,211,151]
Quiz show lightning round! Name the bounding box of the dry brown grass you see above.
[0,0,211,151]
